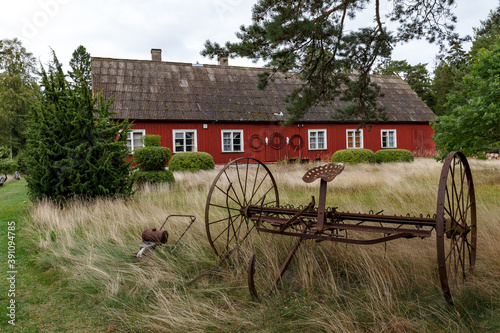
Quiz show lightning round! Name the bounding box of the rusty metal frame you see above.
[202,151,476,306]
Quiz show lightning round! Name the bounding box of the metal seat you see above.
[302,163,344,183]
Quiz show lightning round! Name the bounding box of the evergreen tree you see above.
[430,43,470,116]
[68,45,91,90]
[374,59,434,107]
[25,49,133,202]
[470,5,500,57]
[0,38,38,158]
[201,0,460,124]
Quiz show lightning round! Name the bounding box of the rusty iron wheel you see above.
[205,157,279,257]
[436,151,477,305]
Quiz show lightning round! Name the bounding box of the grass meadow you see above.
[5,158,500,332]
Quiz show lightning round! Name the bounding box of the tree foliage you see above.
[470,5,500,57]
[430,5,500,117]
[433,43,500,159]
[374,59,433,106]
[201,0,460,124]
[25,48,133,202]
[0,38,38,158]
[430,43,470,116]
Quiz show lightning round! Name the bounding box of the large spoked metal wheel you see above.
[436,151,477,305]
[205,158,279,257]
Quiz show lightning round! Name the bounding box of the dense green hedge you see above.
[131,170,175,184]
[133,146,172,171]
[141,134,161,147]
[169,152,215,172]
[331,149,375,164]
[375,149,414,163]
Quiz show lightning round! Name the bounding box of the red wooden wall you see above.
[129,121,435,165]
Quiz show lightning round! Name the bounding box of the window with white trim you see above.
[173,130,197,153]
[346,129,363,149]
[381,130,397,148]
[127,129,145,152]
[222,130,244,152]
[308,129,327,150]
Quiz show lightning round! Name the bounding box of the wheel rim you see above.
[205,157,279,257]
[436,151,477,305]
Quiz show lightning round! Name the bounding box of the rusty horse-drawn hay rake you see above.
[204,151,476,305]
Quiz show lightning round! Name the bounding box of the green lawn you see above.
[0,180,111,332]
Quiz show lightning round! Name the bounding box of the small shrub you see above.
[15,150,28,174]
[0,158,19,174]
[475,153,487,160]
[133,146,172,171]
[0,146,9,159]
[375,149,414,163]
[331,149,375,164]
[131,170,175,184]
[141,134,161,147]
[169,152,215,172]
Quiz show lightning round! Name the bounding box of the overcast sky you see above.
[1,0,497,72]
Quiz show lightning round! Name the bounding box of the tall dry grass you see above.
[28,158,500,332]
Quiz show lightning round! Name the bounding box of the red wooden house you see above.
[91,49,436,164]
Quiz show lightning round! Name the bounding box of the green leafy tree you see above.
[0,38,38,158]
[374,59,434,106]
[433,42,500,159]
[25,49,133,202]
[201,0,460,124]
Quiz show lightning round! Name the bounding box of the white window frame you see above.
[381,129,397,148]
[346,129,363,149]
[221,130,244,153]
[173,129,197,153]
[127,129,145,153]
[308,129,327,150]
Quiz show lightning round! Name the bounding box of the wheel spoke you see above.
[223,171,243,206]
[209,203,240,212]
[251,172,269,204]
[215,184,242,208]
[208,216,233,226]
[235,161,247,206]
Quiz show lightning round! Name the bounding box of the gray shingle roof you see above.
[91,57,436,123]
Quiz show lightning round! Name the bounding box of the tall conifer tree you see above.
[25,48,133,202]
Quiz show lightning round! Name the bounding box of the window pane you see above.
[233,144,241,151]
[224,144,231,151]
[223,132,231,139]
[175,132,183,139]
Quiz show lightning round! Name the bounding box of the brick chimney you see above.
[151,49,162,61]
[218,56,228,66]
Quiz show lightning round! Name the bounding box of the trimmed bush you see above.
[133,146,172,171]
[169,152,215,172]
[375,149,414,163]
[131,170,175,184]
[141,134,161,147]
[331,149,375,164]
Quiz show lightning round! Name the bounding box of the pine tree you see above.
[201,0,460,124]
[25,49,133,202]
